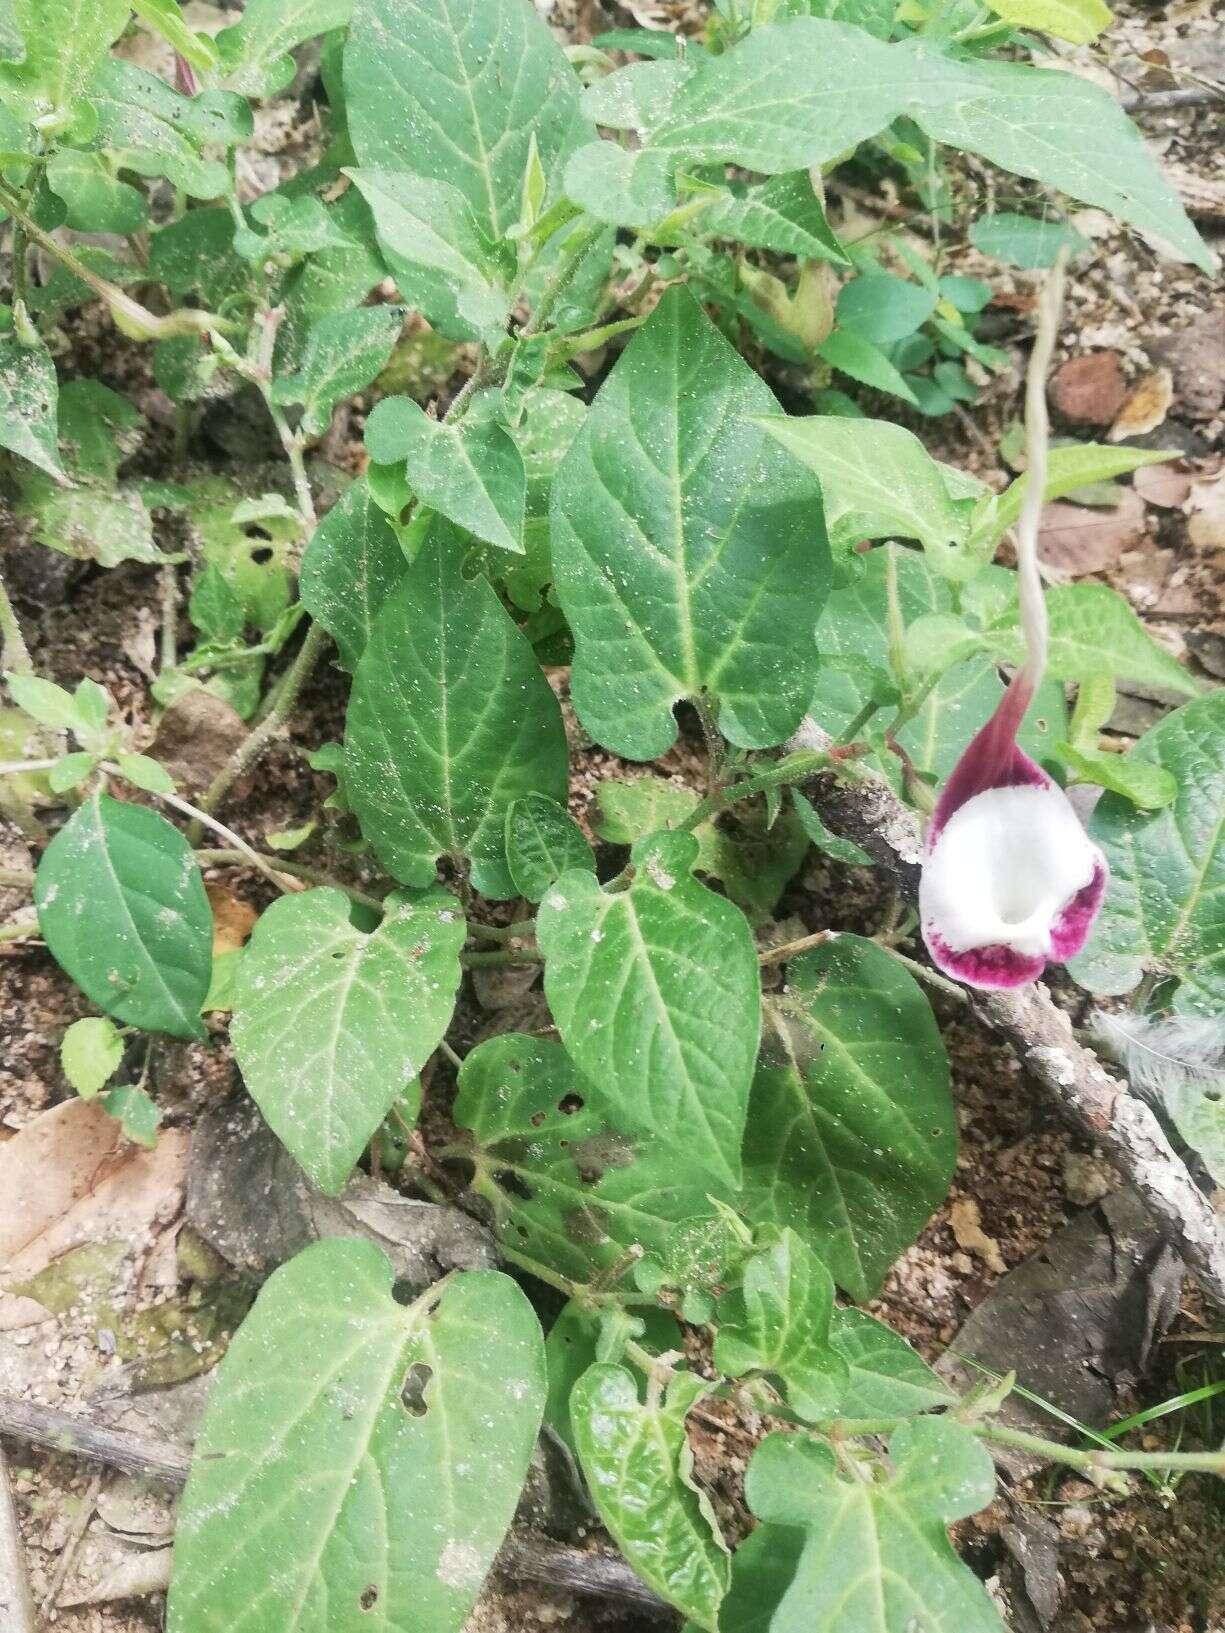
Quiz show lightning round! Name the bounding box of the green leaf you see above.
[5,672,79,732]
[61,1015,124,1099]
[0,327,63,479]
[647,20,906,172]
[365,396,526,555]
[114,753,176,795]
[189,564,245,645]
[345,525,568,897]
[836,274,936,345]
[745,935,955,1301]
[744,1419,1000,1633]
[103,1082,160,1148]
[984,0,1111,42]
[216,0,353,96]
[1070,693,1225,1014]
[812,550,1066,795]
[345,0,593,242]
[89,61,251,198]
[47,751,97,793]
[299,476,407,671]
[903,46,1211,274]
[791,791,873,867]
[564,141,677,228]
[0,0,129,136]
[272,304,404,436]
[551,285,829,760]
[232,886,464,1192]
[984,582,1197,694]
[505,794,594,902]
[456,1033,732,1285]
[167,1240,545,1633]
[828,1308,954,1417]
[571,1365,729,1628]
[969,211,1089,268]
[1165,1081,1225,1188]
[697,172,848,263]
[536,830,761,1191]
[34,792,212,1041]
[45,150,148,234]
[757,415,966,567]
[344,169,512,344]
[816,328,919,406]
[544,1302,684,1454]
[1056,740,1177,809]
[983,444,1179,544]
[714,1231,850,1420]
[131,0,220,71]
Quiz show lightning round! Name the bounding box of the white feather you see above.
[1092,1010,1225,1099]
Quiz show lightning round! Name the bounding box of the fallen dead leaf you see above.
[206,882,257,956]
[1133,461,1195,509]
[1152,307,1225,421]
[949,1197,1007,1275]
[150,688,247,793]
[1108,367,1173,441]
[1188,473,1225,550]
[1051,352,1127,425]
[0,1100,187,1330]
[1038,487,1147,575]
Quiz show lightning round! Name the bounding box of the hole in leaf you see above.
[400,1361,433,1416]
[390,1277,419,1306]
[249,545,274,564]
[360,1587,379,1612]
[529,1111,546,1128]
[495,1168,533,1201]
[557,1093,584,1116]
[1206,1089,1222,1104]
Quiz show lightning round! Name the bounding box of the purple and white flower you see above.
[919,255,1106,991]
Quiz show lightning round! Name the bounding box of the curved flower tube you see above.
[919,255,1106,991]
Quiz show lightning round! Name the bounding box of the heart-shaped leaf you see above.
[345,526,568,896]
[714,1231,851,1420]
[571,1364,729,1628]
[35,792,212,1041]
[1070,692,1225,1014]
[345,0,592,242]
[231,886,465,1193]
[505,794,594,902]
[167,1240,545,1633]
[537,831,761,1190]
[742,1418,1000,1633]
[746,935,955,1301]
[455,1033,732,1288]
[550,284,830,760]
[828,1308,954,1417]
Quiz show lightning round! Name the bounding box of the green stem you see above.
[835,698,880,747]
[468,915,537,944]
[193,849,385,912]
[759,930,831,968]
[0,183,229,341]
[520,221,605,338]
[0,866,34,889]
[976,1421,1225,1478]
[0,919,37,945]
[461,946,542,967]
[191,620,332,834]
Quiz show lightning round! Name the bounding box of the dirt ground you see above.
[1,0,1223,1628]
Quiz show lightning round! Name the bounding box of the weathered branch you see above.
[0,1443,35,1633]
[0,1394,668,1614]
[787,720,1225,1310]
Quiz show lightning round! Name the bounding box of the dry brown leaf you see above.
[1038,488,1147,576]
[150,688,247,793]
[1188,473,1225,550]
[206,882,257,956]
[1108,367,1173,441]
[1132,461,1194,509]
[0,1100,187,1330]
